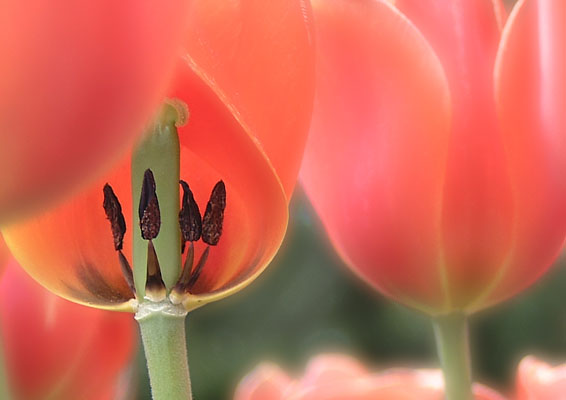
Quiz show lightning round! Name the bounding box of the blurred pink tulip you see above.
[301,0,566,314]
[0,260,136,400]
[234,354,505,400]
[515,356,566,400]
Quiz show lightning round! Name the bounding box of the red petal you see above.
[0,261,136,400]
[486,0,566,307]
[0,2,189,223]
[301,0,451,311]
[180,0,316,198]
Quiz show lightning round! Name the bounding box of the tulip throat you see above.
[102,103,227,311]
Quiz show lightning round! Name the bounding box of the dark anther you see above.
[102,184,126,251]
[179,180,202,253]
[145,241,166,302]
[102,184,135,297]
[202,181,226,246]
[139,169,161,240]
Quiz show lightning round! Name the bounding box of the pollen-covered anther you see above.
[179,180,202,253]
[102,183,136,297]
[139,169,161,240]
[202,181,226,246]
[145,240,167,302]
[102,184,126,251]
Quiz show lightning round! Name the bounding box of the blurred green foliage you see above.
[137,189,565,399]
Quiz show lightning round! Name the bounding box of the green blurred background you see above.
[136,188,566,399]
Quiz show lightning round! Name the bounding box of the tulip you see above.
[0,1,189,223]
[234,354,505,400]
[300,0,564,398]
[514,356,566,400]
[2,1,315,398]
[301,0,566,314]
[0,260,136,400]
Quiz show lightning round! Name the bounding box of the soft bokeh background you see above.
[136,188,566,399]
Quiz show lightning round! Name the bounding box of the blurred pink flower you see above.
[0,259,136,400]
[234,354,505,400]
[515,356,566,400]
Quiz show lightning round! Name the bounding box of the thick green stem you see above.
[132,103,182,297]
[433,314,473,400]
[136,302,192,400]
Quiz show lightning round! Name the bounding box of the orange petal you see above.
[170,57,288,309]
[394,0,514,307]
[2,158,136,311]
[301,0,451,311]
[0,261,136,400]
[180,0,316,198]
[0,234,9,274]
[485,0,566,307]
[0,1,188,223]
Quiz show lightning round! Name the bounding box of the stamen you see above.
[102,184,135,297]
[169,245,210,305]
[187,246,210,290]
[102,184,126,251]
[139,169,160,240]
[202,181,226,246]
[170,242,195,304]
[145,240,166,302]
[118,251,136,295]
[179,180,202,253]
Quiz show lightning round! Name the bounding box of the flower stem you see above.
[433,313,473,400]
[136,302,192,400]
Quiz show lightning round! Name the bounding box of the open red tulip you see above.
[0,1,189,223]
[234,354,505,400]
[514,356,566,400]
[300,0,566,313]
[0,260,136,400]
[2,0,315,312]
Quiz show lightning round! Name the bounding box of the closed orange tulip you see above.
[301,0,566,313]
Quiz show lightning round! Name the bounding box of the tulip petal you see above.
[234,363,293,400]
[0,1,189,223]
[181,0,316,198]
[515,356,566,400]
[486,0,566,307]
[301,0,451,311]
[0,261,135,400]
[393,0,515,307]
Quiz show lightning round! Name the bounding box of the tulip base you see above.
[433,313,473,400]
[136,301,192,400]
